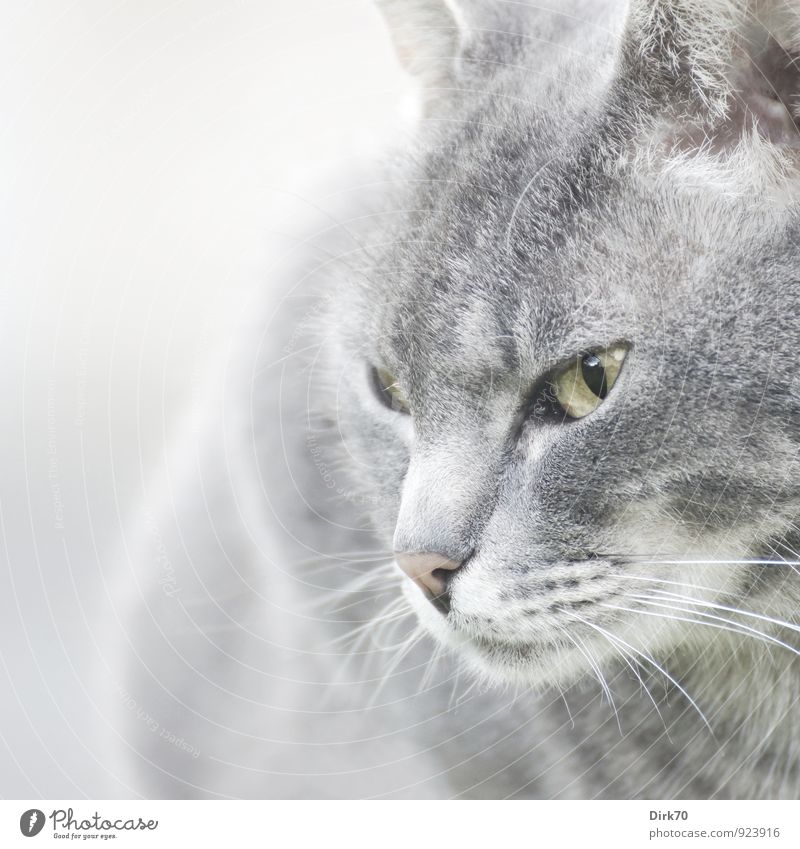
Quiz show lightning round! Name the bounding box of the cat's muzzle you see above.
[394,551,463,615]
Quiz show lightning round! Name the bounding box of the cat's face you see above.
[327,0,800,687]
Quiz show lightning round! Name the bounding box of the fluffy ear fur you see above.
[625,0,800,148]
[376,0,463,111]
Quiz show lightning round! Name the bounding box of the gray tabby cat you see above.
[117,0,800,798]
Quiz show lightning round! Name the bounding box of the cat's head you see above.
[329,0,800,686]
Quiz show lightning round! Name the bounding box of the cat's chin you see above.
[402,583,598,688]
[447,633,591,689]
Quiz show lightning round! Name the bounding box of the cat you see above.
[115,0,800,798]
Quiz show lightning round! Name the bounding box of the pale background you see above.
[0,0,407,797]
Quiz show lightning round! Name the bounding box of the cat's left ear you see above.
[376,0,464,112]
[623,0,800,150]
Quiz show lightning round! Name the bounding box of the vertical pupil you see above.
[581,354,608,398]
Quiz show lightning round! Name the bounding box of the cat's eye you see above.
[370,366,411,414]
[550,344,628,420]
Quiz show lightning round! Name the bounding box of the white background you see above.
[0,0,406,797]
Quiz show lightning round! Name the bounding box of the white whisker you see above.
[631,588,800,636]
[563,629,622,735]
[616,596,800,659]
[570,612,713,736]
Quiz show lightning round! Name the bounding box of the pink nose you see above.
[394,551,462,599]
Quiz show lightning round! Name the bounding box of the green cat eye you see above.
[551,345,627,419]
[371,366,411,414]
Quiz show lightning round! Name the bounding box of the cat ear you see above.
[376,0,463,111]
[624,0,800,149]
